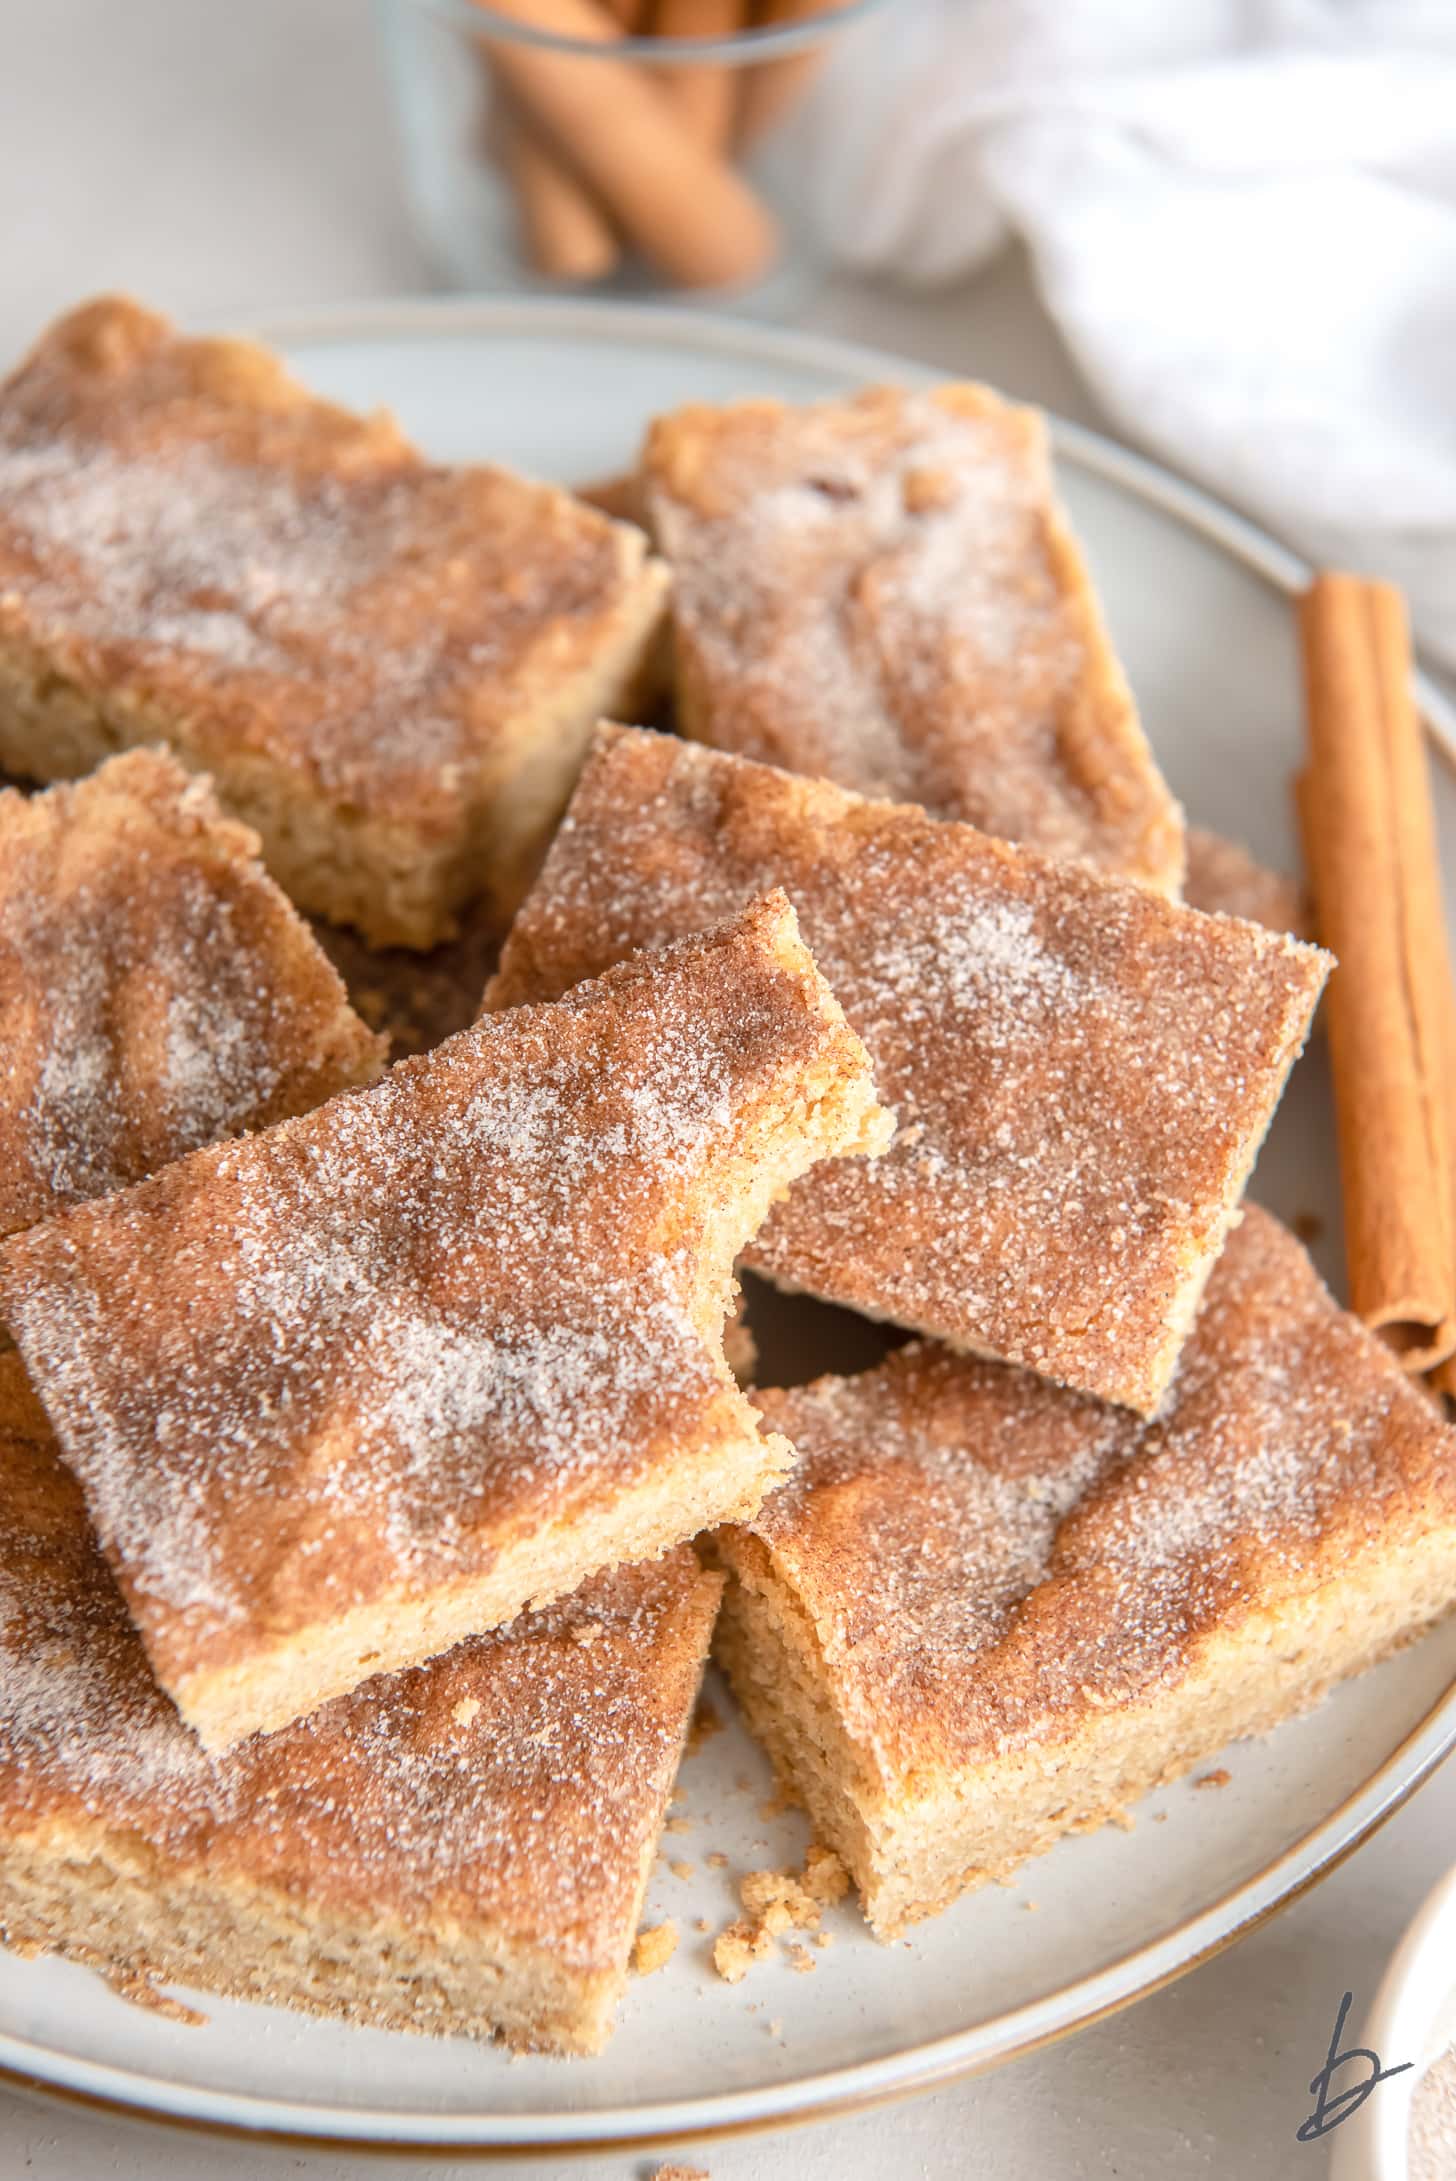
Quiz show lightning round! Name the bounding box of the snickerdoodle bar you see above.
[0,746,382,1241]
[489,726,1328,1413]
[642,384,1183,891]
[714,1210,1456,1936]
[0,297,668,947]
[0,894,888,1748]
[0,1353,720,2054]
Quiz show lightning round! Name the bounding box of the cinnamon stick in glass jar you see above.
[502,106,619,280]
[474,0,779,288]
[654,0,746,150]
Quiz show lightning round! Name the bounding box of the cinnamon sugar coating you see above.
[0,1353,720,2053]
[0,893,889,1747]
[643,384,1184,892]
[0,297,668,947]
[489,727,1330,1412]
[0,748,383,1240]
[717,1210,1456,1929]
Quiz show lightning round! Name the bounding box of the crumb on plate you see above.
[631,1922,678,1977]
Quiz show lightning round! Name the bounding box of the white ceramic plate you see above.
[3,298,1455,2156]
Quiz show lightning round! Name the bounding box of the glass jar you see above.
[374,0,892,312]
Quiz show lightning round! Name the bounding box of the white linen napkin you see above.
[806,0,1456,667]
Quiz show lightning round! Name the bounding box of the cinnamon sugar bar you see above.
[0,1353,720,2054]
[1183,825,1310,939]
[714,1209,1456,1937]
[0,748,383,1241]
[0,297,668,948]
[0,893,889,1749]
[642,384,1184,892]
[489,727,1329,1413]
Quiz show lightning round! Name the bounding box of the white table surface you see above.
[2,5,1453,2177]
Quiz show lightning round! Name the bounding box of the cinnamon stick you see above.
[655,0,745,151]
[1297,572,1456,1369]
[738,0,840,146]
[493,0,646,285]
[1430,988,1456,1398]
[502,107,620,281]
[472,0,778,289]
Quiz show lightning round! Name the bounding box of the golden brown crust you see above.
[0,748,383,1240]
[0,297,668,946]
[642,385,1184,892]
[0,892,889,1747]
[717,1210,1456,1923]
[0,1350,721,2048]
[489,727,1330,1412]
[578,469,649,529]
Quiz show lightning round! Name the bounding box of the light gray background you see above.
[2,5,1452,2175]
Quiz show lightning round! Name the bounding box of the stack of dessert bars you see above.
[0,298,1453,2056]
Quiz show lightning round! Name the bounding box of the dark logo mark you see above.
[1296,1989,1413,2142]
